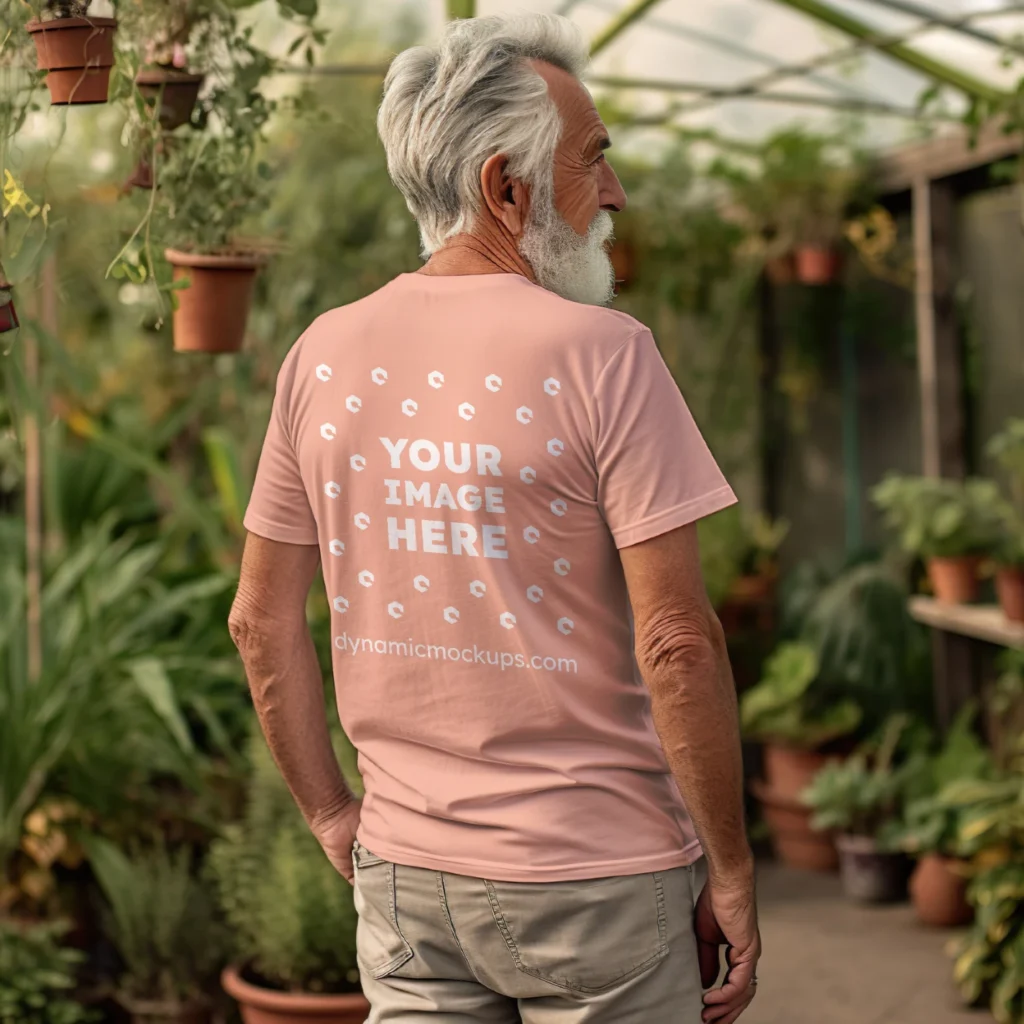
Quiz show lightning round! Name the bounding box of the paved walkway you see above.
[746,864,983,1024]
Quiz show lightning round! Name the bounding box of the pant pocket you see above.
[353,842,414,980]
[484,872,669,994]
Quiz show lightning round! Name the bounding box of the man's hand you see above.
[312,799,362,884]
[695,875,761,1024]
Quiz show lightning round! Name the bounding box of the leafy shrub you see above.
[872,475,1007,559]
[87,839,225,1007]
[740,642,861,749]
[947,747,1024,1024]
[802,717,923,840]
[208,734,358,994]
[885,706,994,858]
[0,920,96,1024]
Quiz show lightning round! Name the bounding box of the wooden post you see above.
[757,273,783,520]
[24,257,56,683]
[912,175,973,728]
[912,176,965,479]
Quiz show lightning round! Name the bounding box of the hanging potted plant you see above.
[87,839,225,1024]
[741,642,861,871]
[111,19,277,353]
[802,716,917,903]
[872,475,1007,604]
[987,418,1024,622]
[210,735,367,1024]
[25,0,118,106]
[123,0,206,132]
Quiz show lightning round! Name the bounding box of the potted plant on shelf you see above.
[25,0,118,106]
[741,642,861,871]
[802,716,920,903]
[86,838,225,1024]
[888,707,992,927]
[209,734,366,1024]
[716,129,867,287]
[872,475,1007,604]
[987,418,1024,622]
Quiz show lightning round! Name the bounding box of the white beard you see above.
[519,192,615,307]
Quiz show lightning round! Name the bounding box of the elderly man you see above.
[231,13,759,1024]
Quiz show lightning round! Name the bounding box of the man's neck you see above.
[419,232,535,281]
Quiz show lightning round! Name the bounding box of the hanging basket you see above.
[26,16,117,106]
[165,249,265,354]
[135,68,204,131]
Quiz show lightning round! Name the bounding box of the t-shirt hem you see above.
[243,512,319,546]
[354,833,704,882]
[612,486,738,549]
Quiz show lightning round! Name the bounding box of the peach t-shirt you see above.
[245,273,736,882]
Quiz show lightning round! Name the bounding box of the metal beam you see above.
[447,0,474,20]
[855,0,1023,52]
[589,75,951,119]
[580,0,878,102]
[767,0,1004,101]
[675,5,1020,118]
[590,0,666,56]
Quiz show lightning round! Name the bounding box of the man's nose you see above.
[600,163,627,213]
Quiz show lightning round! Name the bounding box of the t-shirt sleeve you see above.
[243,348,319,546]
[593,329,737,549]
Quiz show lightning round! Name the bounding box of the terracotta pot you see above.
[995,565,1024,624]
[765,252,796,286]
[927,555,980,605]
[119,994,211,1024]
[835,834,911,903]
[164,249,264,353]
[752,781,838,872]
[909,854,972,928]
[794,245,843,286]
[762,745,830,801]
[222,966,369,1024]
[26,16,117,105]
[136,68,204,130]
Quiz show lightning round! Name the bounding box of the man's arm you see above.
[228,532,360,882]
[620,522,759,1024]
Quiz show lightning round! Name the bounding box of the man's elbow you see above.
[635,608,727,681]
[228,594,282,663]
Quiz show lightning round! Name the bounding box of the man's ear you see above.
[480,153,530,237]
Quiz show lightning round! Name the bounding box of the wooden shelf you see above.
[909,596,1024,649]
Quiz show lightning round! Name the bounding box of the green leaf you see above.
[129,658,195,755]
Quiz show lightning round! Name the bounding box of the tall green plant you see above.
[87,839,225,1009]
[208,733,358,994]
[0,519,239,900]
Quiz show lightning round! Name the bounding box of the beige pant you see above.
[353,841,706,1023]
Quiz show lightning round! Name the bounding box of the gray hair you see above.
[377,14,590,255]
